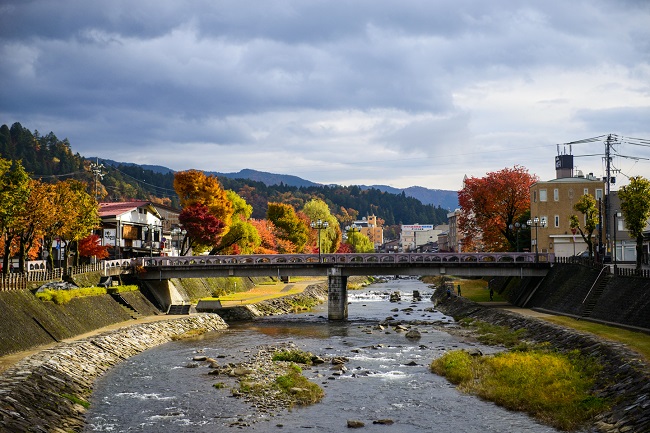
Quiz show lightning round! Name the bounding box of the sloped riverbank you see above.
[432,291,650,433]
[0,315,228,432]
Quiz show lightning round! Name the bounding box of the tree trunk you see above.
[2,235,10,276]
[636,234,644,272]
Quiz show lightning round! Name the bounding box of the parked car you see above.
[575,250,591,258]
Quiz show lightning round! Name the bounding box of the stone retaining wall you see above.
[432,291,650,433]
[0,314,228,433]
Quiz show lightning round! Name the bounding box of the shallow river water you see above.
[85,279,561,433]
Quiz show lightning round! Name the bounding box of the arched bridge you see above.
[134,252,553,320]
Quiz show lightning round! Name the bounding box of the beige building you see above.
[351,215,384,249]
[530,162,605,258]
[446,210,462,252]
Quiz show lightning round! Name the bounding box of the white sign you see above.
[402,225,434,231]
[103,229,117,246]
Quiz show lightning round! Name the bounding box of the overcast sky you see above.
[2,0,649,191]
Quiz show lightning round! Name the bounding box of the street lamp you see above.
[310,219,329,263]
[527,217,547,262]
[171,226,187,256]
[508,222,522,252]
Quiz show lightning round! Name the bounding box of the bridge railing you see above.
[136,252,553,268]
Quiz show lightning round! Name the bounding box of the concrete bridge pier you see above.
[327,268,348,320]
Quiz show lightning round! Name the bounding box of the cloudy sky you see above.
[2,0,649,191]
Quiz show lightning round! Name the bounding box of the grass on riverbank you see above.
[421,276,506,302]
[35,285,139,305]
[433,318,610,430]
[543,316,650,362]
[431,349,608,431]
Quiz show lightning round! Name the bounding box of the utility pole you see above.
[90,159,105,202]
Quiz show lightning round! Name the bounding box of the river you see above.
[84,278,560,433]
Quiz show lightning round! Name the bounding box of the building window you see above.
[595,189,603,200]
[584,188,589,196]
[554,215,560,228]
[553,189,559,201]
[533,190,537,203]
[540,189,547,202]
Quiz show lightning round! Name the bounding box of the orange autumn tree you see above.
[173,170,234,253]
[458,166,537,252]
[78,234,110,262]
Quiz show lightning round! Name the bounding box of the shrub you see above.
[272,349,313,364]
[275,364,324,405]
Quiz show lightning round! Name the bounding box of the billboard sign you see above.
[402,225,434,231]
[103,229,117,246]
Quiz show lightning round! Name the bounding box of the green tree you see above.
[267,202,309,252]
[618,176,650,271]
[346,229,374,253]
[0,158,31,274]
[302,199,339,254]
[569,194,599,259]
[212,190,260,254]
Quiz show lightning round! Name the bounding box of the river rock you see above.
[405,329,421,339]
[374,419,394,425]
[347,420,365,428]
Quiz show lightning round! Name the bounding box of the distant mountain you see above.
[91,157,176,175]
[209,169,321,188]
[94,161,458,210]
[215,170,459,210]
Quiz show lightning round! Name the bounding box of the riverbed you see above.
[84,278,561,432]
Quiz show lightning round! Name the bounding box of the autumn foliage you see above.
[179,203,226,252]
[458,166,537,252]
[78,234,110,260]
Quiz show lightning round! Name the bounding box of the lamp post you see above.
[171,226,186,256]
[508,222,521,252]
[310,219,329,263]
[527,217,547,262]
[345,224,360,251]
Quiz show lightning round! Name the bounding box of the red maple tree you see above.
[179,202,226,254]
[458,166,537,252]
[78,234,110,260]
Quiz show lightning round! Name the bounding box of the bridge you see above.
[134,252,553,320]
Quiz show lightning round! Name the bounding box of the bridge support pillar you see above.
[327,268,348,320]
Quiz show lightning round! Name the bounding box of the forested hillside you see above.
[1,122,449,226]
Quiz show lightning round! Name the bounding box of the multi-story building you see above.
[446,210,461,252]
[529,154,605,258]
[351,215,384,250]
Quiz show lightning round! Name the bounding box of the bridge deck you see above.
[135,252,553,279]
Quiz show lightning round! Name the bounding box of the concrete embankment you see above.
[432,291,650,433]
[198,282,329,321]
[0,281,329,432]
[0,314,228,433]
